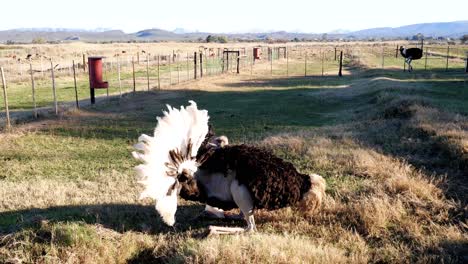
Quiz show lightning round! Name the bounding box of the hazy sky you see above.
[2,0,467,33]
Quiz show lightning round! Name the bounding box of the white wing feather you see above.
[132,101,209,225]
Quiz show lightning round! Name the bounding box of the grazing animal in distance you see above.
[400,44,423,72]
[132,101,326,234]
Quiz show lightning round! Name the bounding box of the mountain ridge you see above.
[0,21,466,43]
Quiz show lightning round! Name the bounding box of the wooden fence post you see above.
[237,56,240,74]
[445,46,450,71]
[424,47,428,71]
[1,67,11,130]
[194,52,197,79]
[50,60,58,115]
[29,62,37,118]
[286,50,289,76]
[132,56,136,93]
[338,51,343,77]
[334,47,337,61]
[72,60,79,109]
[321,51,324,76]
[82,54,86,72]
[304,52,307,77]
[200,52,203,78]
[395,45,399,58]
[465,52,468,73]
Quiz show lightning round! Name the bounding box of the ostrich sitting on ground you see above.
[132,101,326,234]
[400,45,423,72]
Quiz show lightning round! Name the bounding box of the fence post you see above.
[334,47,337,61]
[72,60,79,109]
[194,52,197,79]
[82,54,86,72]
[395,45,399,58]
[321,51,324,77]
[424,47,428,71]
[237,56,240,74]
[132,56,136,93]
[445,46,450,71]
[29,62,37,118]
[338,51,343,77]
[286,49,289,76]
[50,60,58,115]
[200,52,203,78]
[465,52,468,73]
[1,67,11,130]
[304,52,307,77]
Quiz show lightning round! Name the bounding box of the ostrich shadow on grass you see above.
[0,203,245,237]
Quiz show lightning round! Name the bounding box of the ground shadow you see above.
[0,203,244,236]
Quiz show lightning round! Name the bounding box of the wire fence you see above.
[1,43,467,130]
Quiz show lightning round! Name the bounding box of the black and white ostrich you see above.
[400,41,424,72]
[132,101,326,234]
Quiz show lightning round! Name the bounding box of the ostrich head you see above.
[164,138,213,197]
[399,46,404,52]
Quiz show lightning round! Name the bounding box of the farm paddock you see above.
[0,42,468,263]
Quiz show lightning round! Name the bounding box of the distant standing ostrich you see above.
[400,42,423,72]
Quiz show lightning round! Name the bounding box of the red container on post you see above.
[253,47,261,60]
[88,56,109,104]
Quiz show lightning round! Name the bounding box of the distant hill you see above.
[0,29,130,43]
[348,21,468,38]
[0,21,466,43]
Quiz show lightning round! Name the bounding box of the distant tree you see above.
[460,35,468,44]
[411,33,424,41]
[293,37,300,42]
[32,37,47,44]
[6,40,16,45]
[206,35,216,43]
[321,33,328,41]
[217,36,228,43]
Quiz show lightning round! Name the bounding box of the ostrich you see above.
[132,101,326,234]
[400,42,423,72]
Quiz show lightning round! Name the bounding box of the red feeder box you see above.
[253,47,262,60]
[88,56,109,104]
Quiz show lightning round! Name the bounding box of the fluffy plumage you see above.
[132,101,209,225]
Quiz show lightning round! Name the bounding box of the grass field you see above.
[1,50,468,263]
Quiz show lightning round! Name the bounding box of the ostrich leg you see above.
[209,180,256,235]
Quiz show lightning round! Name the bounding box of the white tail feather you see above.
[132,101,209,225]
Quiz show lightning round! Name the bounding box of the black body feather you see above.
[198,144,312,210]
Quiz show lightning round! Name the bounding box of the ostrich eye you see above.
[178,169,192,182]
